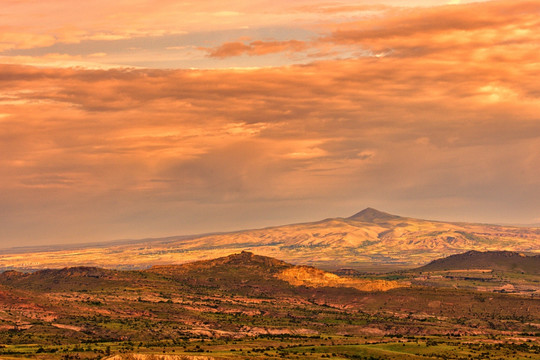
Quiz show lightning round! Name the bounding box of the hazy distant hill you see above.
[1,208,539,271]
[417,250,540,274]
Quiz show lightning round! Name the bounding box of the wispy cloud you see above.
[206,40,309,58]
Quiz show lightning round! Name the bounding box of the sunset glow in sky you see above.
[1,0,540,247]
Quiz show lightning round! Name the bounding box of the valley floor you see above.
[0,252,538,360]
[1,334,539,360]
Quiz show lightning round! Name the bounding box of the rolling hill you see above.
[417,250,540,274]
[0,252,401,294]
[0,252,539,360]
[1,208,539,271]
[146,251,402,292]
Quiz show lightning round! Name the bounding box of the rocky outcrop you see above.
[276,266,404,291]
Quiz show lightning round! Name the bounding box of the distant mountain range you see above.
[1,208,539,271]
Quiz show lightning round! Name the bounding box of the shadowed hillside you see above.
[147,251,403,292]
[418,250,540,274]
[148,251,290,275]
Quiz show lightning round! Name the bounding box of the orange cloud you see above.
[327,0,540,57]
[0,0,322,53]
[200,1,540,67]
[206,40,309,58]
[1,48,539,196]
[0,32,56,51]
[291,3,388,14]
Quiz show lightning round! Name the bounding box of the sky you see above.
[1,0,540,247]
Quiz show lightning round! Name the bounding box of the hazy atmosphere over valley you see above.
[1,0,540,247]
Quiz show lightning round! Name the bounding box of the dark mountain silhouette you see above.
[417,250,540,274]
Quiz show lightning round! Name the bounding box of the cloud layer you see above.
[1,1,540,245]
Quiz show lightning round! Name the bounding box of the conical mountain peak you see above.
[348,207,401,222]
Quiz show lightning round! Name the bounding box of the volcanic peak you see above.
[348,207,402,222]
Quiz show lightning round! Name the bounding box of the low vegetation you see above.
[0,251,538,359]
